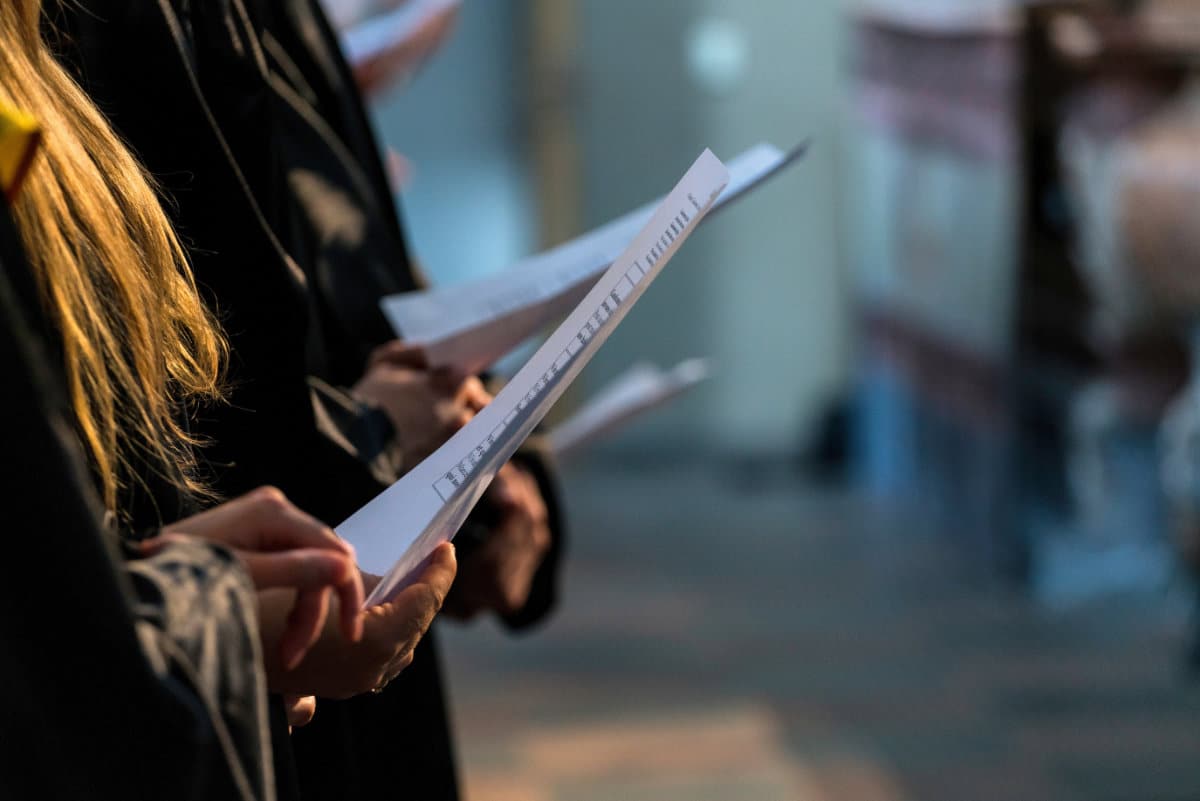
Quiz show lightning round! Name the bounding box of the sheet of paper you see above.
[339,0,462,65]
[340,150,730,606]
[381,141,807,374]
[549,358,711,460]
[322,0,378,32]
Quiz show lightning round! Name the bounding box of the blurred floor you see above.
[438,461,1200,801]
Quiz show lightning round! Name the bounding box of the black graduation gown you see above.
[48,4,386,796]
[50,2,564,798]
[244,0,566,628]
[0,182,275,801]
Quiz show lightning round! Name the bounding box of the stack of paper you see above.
[380,142,808,374]
[340,150,731,606]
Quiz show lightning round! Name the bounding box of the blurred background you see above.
[358,0,1200,798]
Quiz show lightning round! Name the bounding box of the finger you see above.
[243,488,355,556]
[368,544,458,645]
[517,469,550,524]
[456,376,492,412]
[431,366,471,395]
[501,465,544,521]
[463,390,491,415]
[412,542,458,603]
[488,466,537,525]
[487,466,521,511]
[279,587,330,671]
[240,549,356,592]
[138,532,193,558]
[369,340,429,370]
[530,520,553,554]
[185,487,353,556]
[284,695,317,729]
[337,568,366,643]
[432,395,473,432]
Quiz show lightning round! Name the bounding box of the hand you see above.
[352,340,491,468]
[445,463,552,619]
[145,487,365,672]
[284,695,317,730]
[259,543,457,699]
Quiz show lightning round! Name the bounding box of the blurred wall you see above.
[575,0,850,455]
[371,0,535,286]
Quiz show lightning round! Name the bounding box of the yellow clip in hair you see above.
[0,104,41,203]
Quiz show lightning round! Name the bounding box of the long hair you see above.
[0,0,226,514]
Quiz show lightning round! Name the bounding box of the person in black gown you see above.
[0,39,375,799]
[0,154,279,801]
[3,10,464,794]
[49,2,565,798]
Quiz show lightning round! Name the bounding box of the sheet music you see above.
[381,142,807,374]
[339,0,462,64]
[549,359,712,460]
[340,150,730,606]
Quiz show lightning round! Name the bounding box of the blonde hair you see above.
[0,0,226,515]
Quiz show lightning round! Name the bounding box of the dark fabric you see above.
[247,0,565,633]
[0,191,273,801]
[244,7,566,797]
[48,4,380,795]
[270,695,305,801]
[48,0,391,531]
[292,627,460,801]
[51,1,565,798]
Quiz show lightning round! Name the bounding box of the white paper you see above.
[339,0,462,65]
[340,150,730,606]
[549,358,711,460]
[381,141,807,374]
[322,0,379,32]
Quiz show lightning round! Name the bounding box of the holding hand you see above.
[445,463,552,619]
[352,340,491,468]
[145,487,365,672]
[260,543,458,699]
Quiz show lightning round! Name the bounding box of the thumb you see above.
[411,542,458,603]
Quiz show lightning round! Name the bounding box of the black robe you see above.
[50,2,564,799]
[0,177,275,801]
